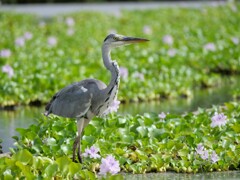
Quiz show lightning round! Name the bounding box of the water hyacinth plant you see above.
[99,155,120,175]
[47,36,58,46]
[210,112,227,128]
[158,112,167,120]
[0,102,239,178]
[196,144,220,163]
[203,42,216,52]
[15,37,25,47]
[2,64,14,78]
[1,100,238,174]
[82,146,100,159]
[119,66,129,80]
[0,49,11,58]
[65,17,75,26]
[162,34,174,46]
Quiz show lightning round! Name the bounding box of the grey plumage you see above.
[45,79,106,118]
[45,34,148,163]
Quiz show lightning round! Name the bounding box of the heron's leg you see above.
[75,118,91,162]
[77,142,82,163]
[83,118,91,129]
[72,118,84,163]
[72,135,81,162]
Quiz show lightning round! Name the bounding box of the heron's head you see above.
[103,34,149,48]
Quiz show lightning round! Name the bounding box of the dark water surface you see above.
[125,171,240,180]
[0,77,239,152]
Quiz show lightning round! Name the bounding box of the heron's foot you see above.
[73,135,81,163]
[72,150,82,163]
[72,149,82,163]
[77,146,83,163]
[72,150,79,163]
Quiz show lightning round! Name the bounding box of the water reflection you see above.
[120,82,233,115]
[0,106,42,153]
[0,77,239,152]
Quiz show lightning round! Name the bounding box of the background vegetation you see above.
[0,3,239,107]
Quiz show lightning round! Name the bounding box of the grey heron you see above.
[44,34,149,163]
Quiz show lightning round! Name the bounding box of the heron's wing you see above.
[45,82,92,118]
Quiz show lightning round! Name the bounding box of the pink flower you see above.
[143,25,152,35]
[203,43,216,52]
[167,48,177,57]
[158,112,166,119]
[211,151,219,163]
[231,37,239,45]
[24,32,33,40]
[196,143,205,155]
[82,146,100,159]
[2,64,14,78]
[132,72,144,81]
[0,49,11,58]
[99,155,120,175]
[66,17,75,26]
[210,112,227,128]
[48,36,57,46]
[162,35,174,45]
[119,66,128,79]
[195,144,210,160]
[201,150,209,160]
[15,37,25,47]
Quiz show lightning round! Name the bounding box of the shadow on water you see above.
[0,77,239,152]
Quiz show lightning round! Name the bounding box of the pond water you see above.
[0,77,239,152]
[125,171,240,180]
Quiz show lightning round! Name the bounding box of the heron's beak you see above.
[121,36,149,44]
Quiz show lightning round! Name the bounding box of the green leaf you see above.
[69,162,82,176]
[121,135,134,143]
[44,163,58,177]
[5,158,15,167]
[136,126,148,137]
[61,144,71,154]
[148,126,165,139]
[56,156,71,174]
[231,124,240,133]
[144,117,154,126]
[225,102,235,111]
[81,169,96,180]
[39,157,54,168]
[15,161,34,179]
[118,117,127,125]
[3,169,13,180]
[84,124,97,136]
[13,149,33,165]
[178,149,189,157]
[83,135,96,144]
[46,137,56,146]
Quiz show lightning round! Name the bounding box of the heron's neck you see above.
[102,45,120,93]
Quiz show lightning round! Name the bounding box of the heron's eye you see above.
[113,37,118,41]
